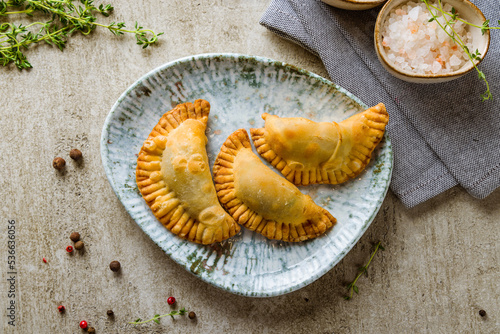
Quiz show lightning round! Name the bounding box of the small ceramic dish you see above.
[374,0,490,83]
[321,0,387,11]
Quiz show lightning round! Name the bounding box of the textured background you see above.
[0,0,498,333]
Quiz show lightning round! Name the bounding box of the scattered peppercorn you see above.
[188,311,196,319]
[79,320,88,329]
[42,257,47,263]
[479,310,486,317]
[87,327,96,334]
[106,309,114,317]
[69,149,83,160]
[66,245,74,253]
[74,240,84,250]
[58,305,65,313]
[167,296,176,305]
[109,261,121,272]
[52,157,66,170]
[70,232,80,242]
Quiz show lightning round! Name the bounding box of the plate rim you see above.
[100,52,393,297]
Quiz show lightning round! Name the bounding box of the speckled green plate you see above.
[101,53,392,297]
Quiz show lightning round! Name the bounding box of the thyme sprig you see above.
[129,307,187,325]
[0,0,163,69]
[344,241,384,300]
[421,0,499,101]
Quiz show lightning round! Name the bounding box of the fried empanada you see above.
[250,103,389,186]
[213,129,336,242]
[136,100,240,245]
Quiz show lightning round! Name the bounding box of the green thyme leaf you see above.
[344,242,384,301]
[481,20,490,35]
[129,307,188,325]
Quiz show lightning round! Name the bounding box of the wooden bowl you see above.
[321,0,387,11]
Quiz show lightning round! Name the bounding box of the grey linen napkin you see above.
[260,0,500,208]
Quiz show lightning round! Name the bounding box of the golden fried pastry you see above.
[250,103,389,186]
[213,129,336,242]
[136,100,240,245]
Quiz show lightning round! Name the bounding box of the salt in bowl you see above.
[374,0,490,83]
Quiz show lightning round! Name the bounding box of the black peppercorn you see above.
[188,311,196,319]
[74,240,84,250]
[107,309,114,316]
[109,261,121,272]
[70,232,80,242]
[69,149,83,160]
[53,157,66,170]
[87,326,96,334]
[479,310,486,317]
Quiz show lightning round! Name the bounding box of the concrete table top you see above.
[1,1,498,333]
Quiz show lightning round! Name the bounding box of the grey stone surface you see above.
[0,0,498,333]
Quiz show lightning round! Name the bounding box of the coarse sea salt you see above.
[381,1,473,75]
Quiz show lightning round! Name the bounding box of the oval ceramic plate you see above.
[101,53,392,297]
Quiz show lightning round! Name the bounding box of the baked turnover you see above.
[136,100,240,244]
[213,129,336,242]
[250,103,389,186]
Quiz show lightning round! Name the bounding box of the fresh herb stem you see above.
[344,241,384,301]
[22,0,153,35]
[0,0,163,69]
[3,9,31,14]
[129,308,187,325]
[427,3,500,31]
[421,0,494,101]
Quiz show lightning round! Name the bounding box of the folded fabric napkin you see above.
[260,0,500,207]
